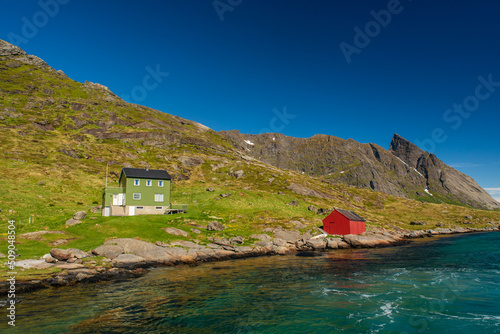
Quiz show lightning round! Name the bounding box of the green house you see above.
[102,167,172,216]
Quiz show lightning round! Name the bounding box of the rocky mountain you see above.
[389,134,499,210]
[220,130,499,210]
[0,39,230,170]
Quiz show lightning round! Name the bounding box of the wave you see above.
[431,311,500,323]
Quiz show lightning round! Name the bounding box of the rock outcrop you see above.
[50,248,88,261]
[207,221,224,231]
[163,227,189,238]
[0,39,48,66]
[103,238,174,263]
[342,232,405,248]
[0,40,25,56]
[73,211,87,220]
[92,245,124,259]
[112,254,147,268]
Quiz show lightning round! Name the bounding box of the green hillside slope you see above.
[1,40,499,276]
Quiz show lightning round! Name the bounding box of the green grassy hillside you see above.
[1,47,499,276]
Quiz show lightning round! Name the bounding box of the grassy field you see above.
[2,154,499,264]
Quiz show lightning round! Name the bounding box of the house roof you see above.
[336,209,365,222]
[120,168,171,181]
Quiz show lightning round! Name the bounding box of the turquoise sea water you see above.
[1,232,499,333]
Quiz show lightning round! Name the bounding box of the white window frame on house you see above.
[155,206,163,210]
[137,206,144,209]
[134,179,140,186]
[146,180,152,187]
[133,193,141,200]
[158,180,164,187]
[154,193,164,202]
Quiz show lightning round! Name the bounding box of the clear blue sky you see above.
[1,0,499,201]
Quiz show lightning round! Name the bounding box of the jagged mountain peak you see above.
[387,134,498,209]
[389,133,426,167]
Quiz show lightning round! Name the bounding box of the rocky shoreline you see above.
[1,226,498,296]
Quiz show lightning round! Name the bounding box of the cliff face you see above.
[220,131,499,209]
[389,134,499,210]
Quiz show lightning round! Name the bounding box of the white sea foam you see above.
[432,311,500,322]
[466,313,500,321]
[384,268,410,277]
[320,287,348,296]
[419,294,440,301]
[379,302,397,322]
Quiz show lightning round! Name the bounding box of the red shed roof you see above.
[336,209,365,222]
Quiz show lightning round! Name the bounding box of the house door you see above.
[128,206,135,216]
[113,193,125,206]
[102,207,110,217]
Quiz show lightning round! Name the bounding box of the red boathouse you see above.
[322,209,366,235]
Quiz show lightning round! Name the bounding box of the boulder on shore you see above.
[67,248,88,259]
[16,259,53,269]
[325,238,341,249]
[104,238,175,263]
[306,238,327,250]
[112,254,147,268]
[50,248,72,261]
[50,248,88,261]
[273,230,301,244]
[343,233,403,248]
[92,245,124,259]
[43,253,58,263]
